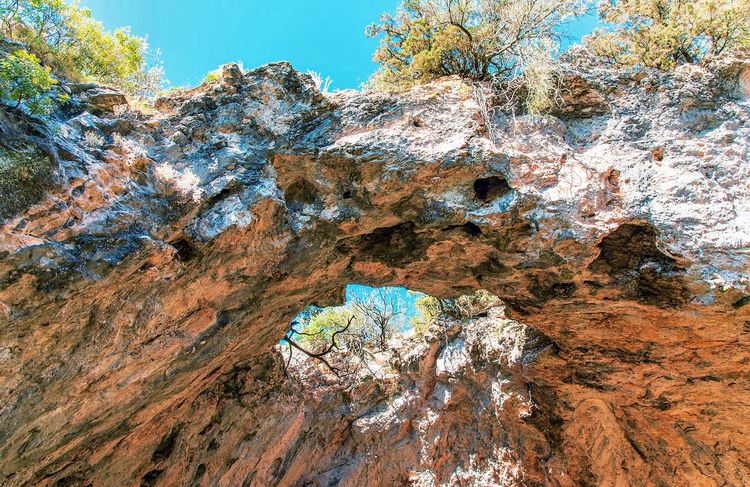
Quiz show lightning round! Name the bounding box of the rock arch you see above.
[0,61,749,486]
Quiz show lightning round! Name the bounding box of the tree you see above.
[352,287,405,351]
[0,49,59,114]
[282,313,355,377]
[280,288,409,376]
[366,0,586,89]
[0,0,164,97]
[297,307,356,350]
[587,0,750,69]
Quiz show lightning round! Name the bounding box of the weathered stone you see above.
[551,75,609,118]
[73,85,128,112]
[0,54,749,487]
[221,62,244,90]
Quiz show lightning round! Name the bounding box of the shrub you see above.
[202,68,221,84]
[0,143,56,221]
[113,104,129,117]
[411,295,442,335]
[0,0,164,97]
[83,130,104,147]
[299,307,356,349]
[366,0,586,91]
[445,289,501,318]
[587,0,750,69]
[306,70,333,93]
[0,49,59,114]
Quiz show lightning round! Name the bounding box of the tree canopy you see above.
[0,49,59,114]
[0,0,163,98]
[587,0,750,69]
[366,0,586,88]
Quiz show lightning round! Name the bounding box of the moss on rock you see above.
[0,143,56,221]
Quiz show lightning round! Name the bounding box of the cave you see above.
[0,58,748,487]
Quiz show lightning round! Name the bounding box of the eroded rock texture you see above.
[1,53,749,486]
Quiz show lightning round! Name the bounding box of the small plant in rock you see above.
[83,131,104,147]
[113,104,129,117]
[444,289,502,319]
[202,68,221,84]
[0,49,59,114]
[410,289,502,331]
[306,70,333,93]
[110,134,149,168]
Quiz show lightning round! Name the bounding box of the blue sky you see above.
[295,284,426,332]
[78,0,599,90]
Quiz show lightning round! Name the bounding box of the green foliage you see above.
[299,307,357,350]
[0,143,56,221]
[0,49,59,113]
[202,68,221,84]
[294,288,406,357]
[587,0,750,69]
[366,0,586,91]
[306,69,333,92]
[520,39,558,114]
[0,0,164,97]
[411,295,441,335]
[446,289,501,318]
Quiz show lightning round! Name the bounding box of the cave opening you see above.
[473,176,511,202]
[169,237,200,262]
[285,178,319,205]
[277,285,510,378]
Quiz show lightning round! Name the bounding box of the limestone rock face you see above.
[0,57,749,486]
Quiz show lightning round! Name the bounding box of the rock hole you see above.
[589,224,676,276]
[474,176,511,202]
[342,190,353,199]
[140,470,163,487]
[529,273,577,303]
[285,178,318,205]
[71,184,86,197]
[170,238,199,262]
[442,222,482,236]
[589,223,688,306]
[342,221,427,267]
[193,464,206,483]
[606,169,620,188]
[52,475,90,487]
[151,426,180,463]
[281,286,519,378]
